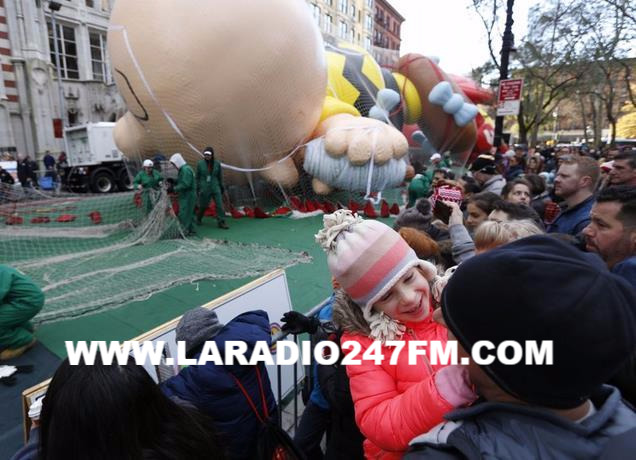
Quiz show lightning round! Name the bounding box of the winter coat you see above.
[448,224,475,264]
[405,385,636,460]
[546,194,595,236]
[332,291,455,460]
[133,169,162,190]
[162,310,276,460]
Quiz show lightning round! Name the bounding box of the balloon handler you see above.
[167,153,196,236]
[0,265,44,361]
[133,159,163,213]
[196,146,228,229]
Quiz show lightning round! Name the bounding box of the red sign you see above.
[498,79,523,102]
[497,79,523,116]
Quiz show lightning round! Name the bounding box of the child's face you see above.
[373,267,430,323]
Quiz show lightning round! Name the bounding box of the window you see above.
[365,36,371,51]
[339,20,347,39]
[367,0,373,7]
[89,30,111,83]
[339,0,347,14]
[324,14,333,34]
[311,4,321,26]
[349,28,355,42]
[365,13,373,30]
[85,0,94,7]
[350,4,355,17]
[47,21,79,80]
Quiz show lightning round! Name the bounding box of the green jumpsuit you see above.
[196,158,226,225]
[0,265,44,350]
[174,164,196,234]
[133,169,163,213]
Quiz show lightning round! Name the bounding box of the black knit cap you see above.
[469,154,497,174]
[441,235,636,409]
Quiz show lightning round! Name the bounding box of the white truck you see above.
[63,122,133,193]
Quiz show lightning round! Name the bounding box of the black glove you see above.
[166,183,175,194]
[281,311,320,335]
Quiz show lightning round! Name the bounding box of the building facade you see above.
[307,0,375,50]
[0,0,125,162]
[373,0,404,68]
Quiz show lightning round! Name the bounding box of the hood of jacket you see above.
[170,153,186,169]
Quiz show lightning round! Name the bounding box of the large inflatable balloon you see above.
[108,0,481,195]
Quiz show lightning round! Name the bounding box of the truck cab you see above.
[63,122,133,193]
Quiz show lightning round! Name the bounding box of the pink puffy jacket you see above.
[342,313,455,459]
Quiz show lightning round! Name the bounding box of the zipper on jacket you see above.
[407,328,433,374]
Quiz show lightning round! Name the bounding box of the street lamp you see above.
[493,0,515,148]
[48,1,70,158]
[552,109,558,142]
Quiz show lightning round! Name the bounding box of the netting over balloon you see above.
[0,183,311,324]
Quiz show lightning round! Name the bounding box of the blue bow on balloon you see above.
[428,81,478,127]
[368,88,401,124]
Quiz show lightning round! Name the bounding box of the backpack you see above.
[229,367,305,460]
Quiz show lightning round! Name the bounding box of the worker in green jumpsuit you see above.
[0,265,44,360]
[196,146,228,229]
[133,159,163,213]
[168,153,196,236]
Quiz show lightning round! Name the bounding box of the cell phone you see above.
[433,201,452,225]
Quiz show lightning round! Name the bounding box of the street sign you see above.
[496,78,523,116]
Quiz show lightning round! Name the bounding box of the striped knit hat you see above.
[316,210,437,340]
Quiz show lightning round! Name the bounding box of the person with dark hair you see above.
[609,151,636,187]
[393,198,450,242]
[547,155,600,236]
[523,173,550,217]
[162,308,276,460]
[0,164,15,185]
[488,201,544,229]
[501,178,532,206]
[196,146,229,229]
[469,155,506,195]
[583,185,636,287]
[464,192,503,232]
[407,236,636,459]
[13,356,224,460]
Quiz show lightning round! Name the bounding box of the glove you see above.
[281,311,320,335]
[166,183,175,194]
[434,365,478,407]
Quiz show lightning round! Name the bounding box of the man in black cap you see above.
[195,146,228,229]
[406,236,636,459]
[469,154,506,195]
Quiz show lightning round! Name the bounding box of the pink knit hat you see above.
[316,210,437,322]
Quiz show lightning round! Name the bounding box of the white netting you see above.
[0,183,311,324]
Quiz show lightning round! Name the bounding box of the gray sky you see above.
[389,0,531,76]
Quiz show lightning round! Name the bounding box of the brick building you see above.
[373,0,404,67]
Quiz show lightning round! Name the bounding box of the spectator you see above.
[583,185,636,288]
[473,219,543,254]
[42,151,55,172]
[0,164,15,185]
[469,155,506,195]
[393,198,450,242]
[525,153,544,174]
[407,236,636,459]
[488,201,544,230]
[16,154,35,188]
[12,356,224,460]
[501,178,532,206]
[316,210,476,459]
[0,265,44,360]
[524,173,551,220]
[547,155,599,236]
[609,151,636,187]
[162,308,276,460]
[432,169,449,188]
[505,155,524,181]
[464,192,502,232]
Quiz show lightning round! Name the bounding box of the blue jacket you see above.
[405,385,636,459]
[162,310,276,460]
[612,256,636,289]
[547,194,595,236]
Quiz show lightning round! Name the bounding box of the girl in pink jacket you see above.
[315,210,475,459]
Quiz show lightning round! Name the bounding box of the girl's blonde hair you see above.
[474,219,543,252]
